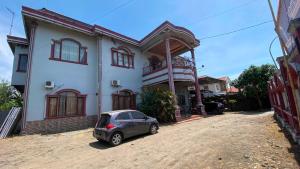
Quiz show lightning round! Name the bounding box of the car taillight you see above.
[105,123,115,129]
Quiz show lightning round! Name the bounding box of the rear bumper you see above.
[93,129,110,142]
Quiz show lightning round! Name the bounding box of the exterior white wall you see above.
[11,46,28,86]
[100,37,148,112]
[27,22,98,121]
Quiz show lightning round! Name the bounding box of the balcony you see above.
[142,57,195,86]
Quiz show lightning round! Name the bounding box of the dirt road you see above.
[0,111,299,169]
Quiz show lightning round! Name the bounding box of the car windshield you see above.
[96,114,111,128]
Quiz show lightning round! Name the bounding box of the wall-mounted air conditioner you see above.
[45,81,55,89]
[111,80,120,87]
[187,86,195,91]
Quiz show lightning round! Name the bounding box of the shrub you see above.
[0,80,22,112]
[138,88,176,123]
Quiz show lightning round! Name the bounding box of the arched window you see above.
[112,89,136,110]
[50,38,87,64]
[111,46,134,68]
[46,89,86,118]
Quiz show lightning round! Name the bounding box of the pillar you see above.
[191,49,206,115]
[165,38,181,120]
[165,38,176,94]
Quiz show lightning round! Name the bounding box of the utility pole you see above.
[267,0,300,128]
[6,7,15,35]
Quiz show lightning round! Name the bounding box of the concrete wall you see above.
[11,46,28,86]
[27,22,98,121]
[100,37,149,112]
[26,21,150,121]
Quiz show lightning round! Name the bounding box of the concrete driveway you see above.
[0,111,298,169]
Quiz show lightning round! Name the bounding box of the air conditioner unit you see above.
[188,86,195,91]
[111,80,120,87]
[45,81,55,89]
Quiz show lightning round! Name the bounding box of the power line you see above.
[189,0,258,26]
[199,20,273,40]
[89,0,136,23]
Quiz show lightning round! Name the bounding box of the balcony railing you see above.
[143,58,194,76]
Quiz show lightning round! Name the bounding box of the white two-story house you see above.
[7,6,204,134]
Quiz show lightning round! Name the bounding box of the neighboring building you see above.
[268,0,300,143]
[198,76,237,97]
[7,6,204,134]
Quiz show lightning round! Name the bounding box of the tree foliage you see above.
[0,80,22,111]
[231,64,276,109]
[138,88,176,122]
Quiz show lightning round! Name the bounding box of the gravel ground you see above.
[0,111,299,169]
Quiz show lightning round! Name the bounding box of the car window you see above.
[131,111,146,119]
[97,114,110,128]
[116,112,131,120]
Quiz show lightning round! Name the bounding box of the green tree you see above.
[139,88,176,122]
[0,80,22,111]
[231,64,276,109]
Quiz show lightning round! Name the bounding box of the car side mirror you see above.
[144,116,149,120]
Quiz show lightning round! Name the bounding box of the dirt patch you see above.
[0,111,298,169]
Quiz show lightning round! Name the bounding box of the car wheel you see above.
[110,132,122,146]
[149,124,158,134]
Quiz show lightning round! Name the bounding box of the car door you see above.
[130,111,149,135]
[115,112,135,138]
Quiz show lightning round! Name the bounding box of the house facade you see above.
[268,0,300,143]
[198,76,237,96]
[7,6,204,134]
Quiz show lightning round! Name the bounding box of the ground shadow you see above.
[89,133,154,149]
[280,125,300,166]
[89,140,111,149]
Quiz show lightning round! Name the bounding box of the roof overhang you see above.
[20,6,200,49]
[140,21,199,48]
[7,35,28,53]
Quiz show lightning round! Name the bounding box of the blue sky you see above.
[0,0,281,81]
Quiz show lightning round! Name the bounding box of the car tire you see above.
[109,132,123,146]
[149,124,158,134]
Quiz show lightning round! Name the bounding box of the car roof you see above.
[101,109,136,115]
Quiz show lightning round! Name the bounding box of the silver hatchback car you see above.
[93,110,159,146]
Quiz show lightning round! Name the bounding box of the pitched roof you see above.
[227,87,239,93]
[21,6,199,47]
[218,76,229,81]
